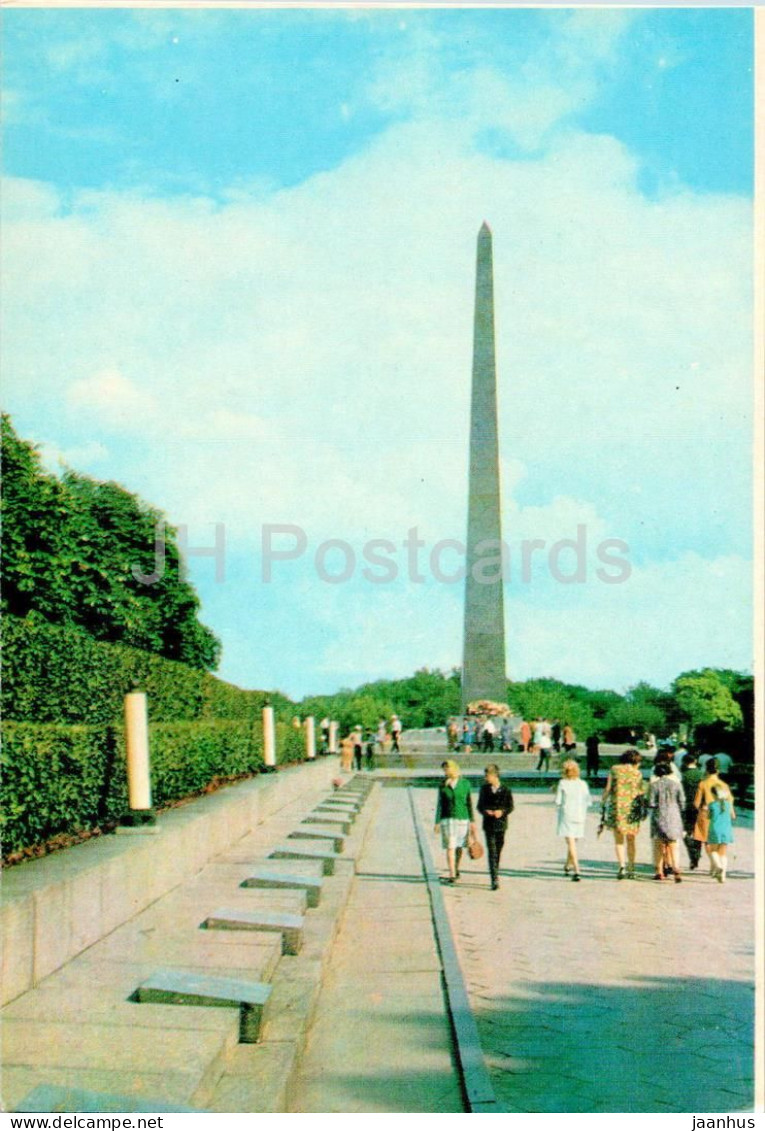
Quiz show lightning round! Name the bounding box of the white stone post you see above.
[328,720,338,755]
[305,716,316,760]
[263,705,276,767]
[124,692,152,810]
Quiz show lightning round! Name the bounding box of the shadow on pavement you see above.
[477,975,755,1114]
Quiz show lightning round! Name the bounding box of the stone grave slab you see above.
[269,844,341,875]
[241,870,323,908]
[287,829,345,852]
[302,815,351,835]
[133,968,272,1042]
[203,908,304,955]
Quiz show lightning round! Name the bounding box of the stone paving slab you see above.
[2,1068,208,1112]
[413,788,756,1113]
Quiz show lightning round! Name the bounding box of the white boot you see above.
[710,851,722,879]
[718,856,727,883]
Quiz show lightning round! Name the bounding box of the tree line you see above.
[299,667,753,758]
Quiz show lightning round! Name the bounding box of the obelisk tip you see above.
[479,220,492,237]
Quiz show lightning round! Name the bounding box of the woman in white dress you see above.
[555,759,591,882]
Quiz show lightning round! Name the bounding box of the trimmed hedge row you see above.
[1,614,294,724]
[1,717,309,856]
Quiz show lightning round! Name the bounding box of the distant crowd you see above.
[448,716,583,771]
[434,746,738,889]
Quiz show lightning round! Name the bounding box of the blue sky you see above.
[1,9,755,698]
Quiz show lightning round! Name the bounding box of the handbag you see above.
[467,833,484,860]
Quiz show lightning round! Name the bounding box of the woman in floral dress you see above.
[601,749,646,879]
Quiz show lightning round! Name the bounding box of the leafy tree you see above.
[507,678,596,739]
[672,669,743,743]
[1,415,220,670]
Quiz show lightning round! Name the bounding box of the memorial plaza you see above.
[1,743,756,1115]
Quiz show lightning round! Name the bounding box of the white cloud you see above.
[66,369,158,429]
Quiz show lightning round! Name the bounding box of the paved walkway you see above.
[413,788,756,1113]
[289,787,464,1113]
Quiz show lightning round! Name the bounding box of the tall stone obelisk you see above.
[461,222,507,712]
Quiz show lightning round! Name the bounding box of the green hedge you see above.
[1,614,294,724]
[1,717,310,856]
[1,616,315,857]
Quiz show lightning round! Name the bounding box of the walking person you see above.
[585,733,600,779]
[562,723,577,754]
[551,719,562,754]
[520,719,531,754]
[692,757,728,876]
[706,782,736,883]
[364,730,376,770]
[555,760,591,882]
[340,732,354,772]
[390,714,402,753]
[680,752,705,870]
[434,760,476,885]
[648,762,685,882]
[477,764,514,890]
[602,749,646,879]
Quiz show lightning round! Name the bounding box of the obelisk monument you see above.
[461,222,507,711]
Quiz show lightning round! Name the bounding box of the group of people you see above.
[336,714,403,771]
[447,716,580,769]
[449,716,513,753]
[433,748,737,889]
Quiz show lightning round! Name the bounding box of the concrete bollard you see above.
[263,705,276,767]
[328,720,338,755]
[305,716,316,760]
[121,692,157,829]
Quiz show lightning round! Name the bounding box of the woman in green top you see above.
[434,760,476,884]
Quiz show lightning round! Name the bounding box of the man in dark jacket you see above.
[477,764,514,890]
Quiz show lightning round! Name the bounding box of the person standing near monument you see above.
[520,719,531,753]
[391,714,402,753]
[482,717,496,752]
[535,719,552,771]
[435,760,476,884]
[352,726,363,771]
[586,733,600,779]
[477,764,514,890]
